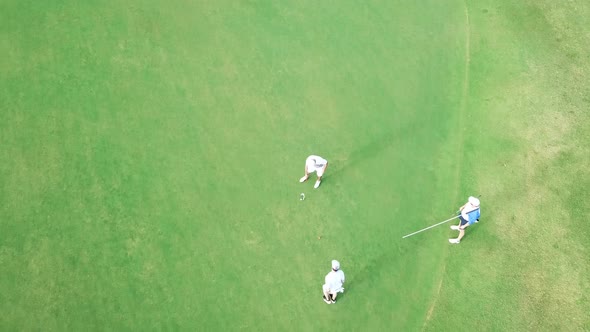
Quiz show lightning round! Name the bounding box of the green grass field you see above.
[1,0,589,330]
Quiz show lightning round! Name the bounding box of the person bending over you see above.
[300,155,328,189]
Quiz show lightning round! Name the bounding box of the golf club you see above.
[402,195,481,239]
[402,215,459,239]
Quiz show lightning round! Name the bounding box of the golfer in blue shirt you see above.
[449,196,480,244]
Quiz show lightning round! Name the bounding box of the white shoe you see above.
[450,225,460,230]
[323,296,331,304]
[449,238,460,244]
[300,176,309,183]
[314,180,321,189]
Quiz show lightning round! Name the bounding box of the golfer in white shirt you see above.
[322,260,345,304]
[300,155,328,189]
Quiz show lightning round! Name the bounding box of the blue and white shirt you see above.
[462,206,481,225]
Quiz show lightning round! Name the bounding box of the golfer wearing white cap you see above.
[299,155,328,189]
[449,196,481,244]
[322,260,345,304]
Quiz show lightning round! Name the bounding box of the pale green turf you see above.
[1,0,589,331]
[425,1,590,331]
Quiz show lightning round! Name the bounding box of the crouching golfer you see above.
[322,260,345,304]
[449,196,481,244]
[300,155,328,189]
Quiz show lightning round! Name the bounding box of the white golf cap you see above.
[468,196,480,207]
[331,260,340,270]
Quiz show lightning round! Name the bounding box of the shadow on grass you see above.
[346,243,402,293]
[328,125,413,181]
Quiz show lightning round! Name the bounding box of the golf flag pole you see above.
[402,215,459,239]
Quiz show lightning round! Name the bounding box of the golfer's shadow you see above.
[328,126,410,181]
[345,251,391,295]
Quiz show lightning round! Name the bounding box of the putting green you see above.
[1,0,589,330]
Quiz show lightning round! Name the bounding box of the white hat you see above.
[331,260,340,270]
[468,196,480,207]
